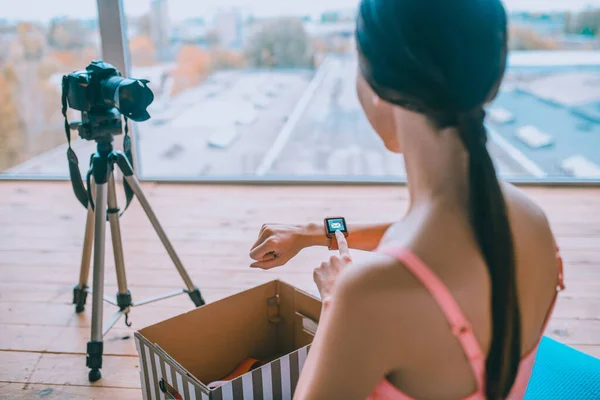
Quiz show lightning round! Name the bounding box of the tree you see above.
[137,14,152,37]
[312,36,352,56]
[205,30,221,48]
[49,47,97,71]
[564,9,600,36]
[321,11,340,23]
[0,21,81,172]
[245,17,314,68]
[0,66,24,171]
[170,45,212,95]
[130,35,156,67]
[16,23,45,61]
[509,26,561,50]
[211,47,246,69]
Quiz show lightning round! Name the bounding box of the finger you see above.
[249,239,275,260]
[251,225,273,249]
[250,236,266,255]
[250,258,283,270]
[258,224,271,238]
[335,230,350,256]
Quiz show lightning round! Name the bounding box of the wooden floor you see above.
[1,181,599,399]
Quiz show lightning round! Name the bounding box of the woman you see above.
[250,0,563,398]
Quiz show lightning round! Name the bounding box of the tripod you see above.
[71,135,204,382]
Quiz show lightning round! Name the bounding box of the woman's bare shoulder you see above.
[501,182,556,251]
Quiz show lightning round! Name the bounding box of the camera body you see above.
[66,61,121,113]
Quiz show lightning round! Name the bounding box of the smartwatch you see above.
[324,217,348,250]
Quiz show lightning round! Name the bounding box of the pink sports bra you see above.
[367,247,564,400]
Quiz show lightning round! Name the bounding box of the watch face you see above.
[326,218,347,234]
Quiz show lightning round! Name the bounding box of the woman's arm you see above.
[294,261,398,399]
[249,221,393,269]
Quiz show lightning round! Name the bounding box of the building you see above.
[149,0,171,61]
[172,19,208,44]
[510,12,565,37]
[213,10,244,49]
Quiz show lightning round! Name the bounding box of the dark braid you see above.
[456,109,521,399]
[457,109,488,150]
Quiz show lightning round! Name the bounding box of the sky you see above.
[1,0,599,22]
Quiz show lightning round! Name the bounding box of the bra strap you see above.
[381,247,486,391]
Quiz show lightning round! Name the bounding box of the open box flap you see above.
[277,280,321,323]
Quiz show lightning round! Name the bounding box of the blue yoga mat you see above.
[525,337,600,399]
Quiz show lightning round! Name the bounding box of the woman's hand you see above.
[249,223,323,269]
[314,231,353,299]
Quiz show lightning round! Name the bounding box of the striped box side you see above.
[135,332,210,399]
[135,337,313,400]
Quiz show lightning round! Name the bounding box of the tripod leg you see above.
[74,203,94,313]
[87,175,108,382]
[120,171,205,307]
[107,171,132,314]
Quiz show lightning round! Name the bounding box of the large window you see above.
[0,0,101,177]
[2,1,599,182]
[124,1,600,181]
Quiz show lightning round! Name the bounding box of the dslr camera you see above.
[63,60,154,141]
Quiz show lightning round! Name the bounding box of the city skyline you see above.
[1,0,600,22]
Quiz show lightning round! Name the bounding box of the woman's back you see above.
[371,183,561,399]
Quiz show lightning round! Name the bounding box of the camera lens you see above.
[102,76,154,122]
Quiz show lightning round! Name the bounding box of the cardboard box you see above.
[135,280,322,400]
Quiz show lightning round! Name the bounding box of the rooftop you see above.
[508,50,600,68]
[489,71,600,177]
[5,52,600,180]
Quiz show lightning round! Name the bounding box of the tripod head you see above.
[69,108,123,144]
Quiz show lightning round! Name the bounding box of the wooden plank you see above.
[3,183,600,212]
[545,319,600,345]
[0,302,191,329]
[0,351,41,383]
[30,353,140,388]
[0,283,241,306]
[0,383,141,400]
[0,266,316,291]
[2,201,599,226]
[0,325,138,356]
[3,234,600,253]
[553,297,600,320]
[0,351,140,389]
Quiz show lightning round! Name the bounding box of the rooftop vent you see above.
[516,125,554,149]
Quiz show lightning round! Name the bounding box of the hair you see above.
[356,1,520,398]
